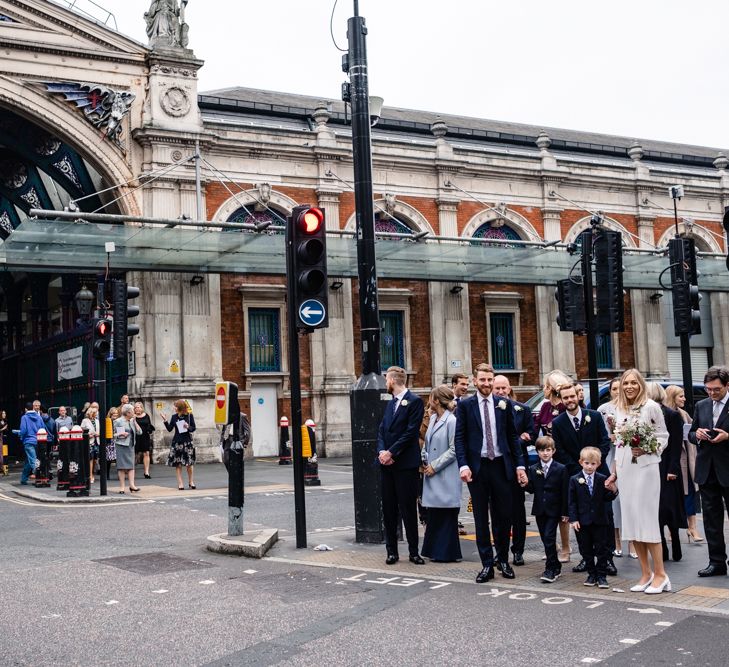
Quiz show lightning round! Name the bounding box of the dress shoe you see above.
[698,564,727,577]
[512,553,525,566]
[612,549,623,557]
[583,574,597,586]
[540,570,558,583]
[645,575,671,594]
[606,560,618,577]
[144,473,151,479]
[496,561,515,579]
[597,576,609,589]
[630,574,654,592]
[409,555,425,565]
[385,554,399,565]
[572,559,587,573]
[476,566,495,583]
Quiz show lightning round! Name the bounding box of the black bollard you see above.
[278,416,292,465]
[34,429,51,488]
[67,426,88,497]
[56,427,70,492]
[303,419,321,487]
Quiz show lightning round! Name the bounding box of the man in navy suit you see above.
[552,382,616,576]
[568,447,618,588]
[493,374,536,566]
[455,363,527,582]
[377,366,426,565]
[689,366,729,577]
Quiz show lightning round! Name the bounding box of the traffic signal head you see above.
[555,278,587,333]
[112,279,140,361]
[92,318,112,360]
[594,229,624,333]
[668,237,701,336]
[289,205,329,331]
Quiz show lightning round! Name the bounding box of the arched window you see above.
[226,207,285,234]
[375,213,413,237]
[472,221,522,247]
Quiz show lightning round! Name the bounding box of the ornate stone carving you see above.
[52,156,82,189]
[45,82,135,149]
[0,211,13,237]
[171,149,184,161]
[0,161,27,189]
[536,131,551,152]
[383,193,397,214]
[628,141,644,162]
[160,86,191,117]
[145,0,190,50]
[430,117,448,138]
[714,154,729,171]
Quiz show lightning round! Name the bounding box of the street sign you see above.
[214,381,230,425]
[298,299,326,327]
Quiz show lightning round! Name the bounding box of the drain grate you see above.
[93,552,213,576]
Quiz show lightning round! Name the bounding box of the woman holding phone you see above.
[160,400,196,490]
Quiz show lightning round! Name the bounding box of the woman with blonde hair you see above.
[665,384,704,542]
[606,369,669,593]
[81,405,101,484]
[160,400,197,490]
[535,369,573,561]
[421,385,461,562]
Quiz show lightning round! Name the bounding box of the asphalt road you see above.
[1,460,728,666]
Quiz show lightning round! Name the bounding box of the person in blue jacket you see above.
[19,402,45,485]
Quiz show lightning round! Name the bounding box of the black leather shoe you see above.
[572,559,587,573]
[606,560,618,576]
[497,561,515,579]
[512,553,525,566]
[476,566,494,583]
[698,564,727,577]
[385,554,399,565]
[409,555,425,565]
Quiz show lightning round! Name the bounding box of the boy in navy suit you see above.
[523,436,569,583]
[568,447,618,589]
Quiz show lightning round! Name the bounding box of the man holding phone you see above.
[689,366,729,577]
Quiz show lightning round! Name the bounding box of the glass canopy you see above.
[2,219,727,291]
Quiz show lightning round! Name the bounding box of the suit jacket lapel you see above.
[716,400,729,430]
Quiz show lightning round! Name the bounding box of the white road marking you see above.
[580,659,600,664]
[190,509,199,512]
[655,621,674,627]
[243,569,257,574]
[152,589,168,594]
[627,607,662,615]
[199,580,215,585]
[41,613,61,619]
[104,600,119,605]
[620,638,640,645]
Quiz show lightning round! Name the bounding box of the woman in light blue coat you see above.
[421,385,462,562]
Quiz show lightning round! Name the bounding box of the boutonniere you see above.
[584,414,591,424]
[400,399,409,407]
[497,400,507,410]
[514,405,523,412]
[578,477,586,485]
[552,409,559,417]
[536,468,544,476]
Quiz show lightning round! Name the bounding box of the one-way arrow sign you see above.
[299,299,326,327]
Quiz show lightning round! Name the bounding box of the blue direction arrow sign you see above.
[298,299,326,327]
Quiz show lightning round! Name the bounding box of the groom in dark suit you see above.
[689,366,729,577]
[377,366,425,565]
[552,382,616,576]
[455,363,527,582]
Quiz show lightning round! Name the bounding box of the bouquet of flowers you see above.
[615,418,660,464]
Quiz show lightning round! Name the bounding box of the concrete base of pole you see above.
[228,506,244,536]
[206,529,279,559]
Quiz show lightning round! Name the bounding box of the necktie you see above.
[393,397,400,413]
[483,398,495,460]
[587,475,593,495]
[543,464,549,477]
[713,401,722,426]
[573,416,580,431]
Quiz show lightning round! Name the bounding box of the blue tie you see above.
[587,475,593,495]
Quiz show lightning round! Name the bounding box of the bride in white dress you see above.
[605,369,669,594]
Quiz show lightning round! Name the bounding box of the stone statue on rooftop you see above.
[145,0,189,49]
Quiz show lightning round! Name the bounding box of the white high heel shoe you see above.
[630,573,654,592]
[645,575,671,594]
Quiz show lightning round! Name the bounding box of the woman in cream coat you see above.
[421,385,462,562]
[606,369,669,594]
[113,404,142,494]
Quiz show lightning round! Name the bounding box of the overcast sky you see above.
[99,0,727,149]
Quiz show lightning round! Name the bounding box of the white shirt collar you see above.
[394,388,408,403]
[569,407,582,423]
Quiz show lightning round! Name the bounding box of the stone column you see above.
[535,285,576,377]
[436,199,459,238]
[429,281,471,387]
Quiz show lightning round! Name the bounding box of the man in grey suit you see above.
[689,366,729,577]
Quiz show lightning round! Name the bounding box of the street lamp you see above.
[74,284,94,325]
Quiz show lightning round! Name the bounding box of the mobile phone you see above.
[706,428,719,440]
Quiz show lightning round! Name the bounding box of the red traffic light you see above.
[296,207,324,234]
[95,320,109,336]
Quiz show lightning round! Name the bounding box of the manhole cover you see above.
[93,552,213,576]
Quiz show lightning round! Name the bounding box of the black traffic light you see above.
[668,237,701,336]
[289,205,329,331]
[112,279,140,361]
[555,278,587,333]
[92,318,112,360]
[594,229,624,333]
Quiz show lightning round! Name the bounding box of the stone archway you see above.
[656,223,722,253]
[344,196,435,235]
[462,206,540,241]
[563,216,638,248]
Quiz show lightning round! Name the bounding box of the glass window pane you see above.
[490,313,515,369]
[595,333,613,369]
[249,308,280,372]
[380,310,405,369]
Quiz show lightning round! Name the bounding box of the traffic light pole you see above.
[286,220,307,549]
[347,4,387,544]
[96,274,108,497]
[580,230,600,409]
